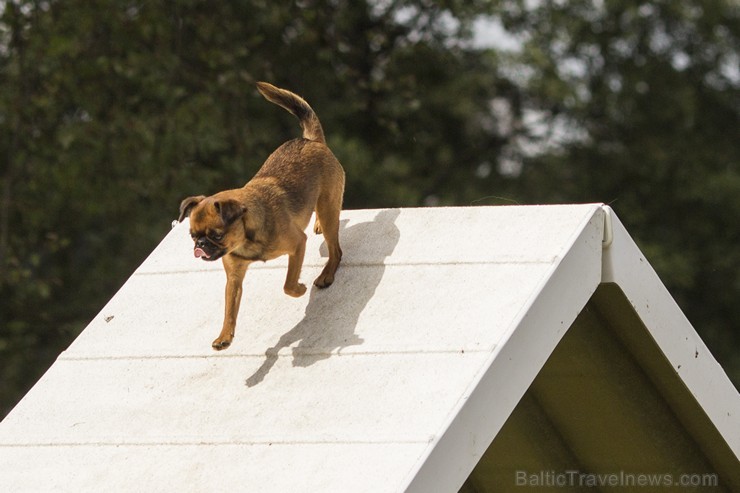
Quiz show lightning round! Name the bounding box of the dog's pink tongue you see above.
[194,247,209,259]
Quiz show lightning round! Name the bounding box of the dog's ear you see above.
[178,195,206,222]
[214,199,247,225]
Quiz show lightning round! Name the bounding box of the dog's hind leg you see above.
[313,194,342,288]
[283,227,308,298]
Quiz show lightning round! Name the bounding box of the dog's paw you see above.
[313,274,334,289]
[212,337,232,351]
[284,283,307,298]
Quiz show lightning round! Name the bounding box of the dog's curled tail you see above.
[256,82,325,144]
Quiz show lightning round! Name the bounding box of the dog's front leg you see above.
[213,255,249,350]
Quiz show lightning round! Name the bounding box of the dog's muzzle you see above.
[194,237,219,260]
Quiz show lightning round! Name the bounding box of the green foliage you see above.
[497,0,740,386]
[1,0,738,417]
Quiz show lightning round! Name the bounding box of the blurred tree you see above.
[0,0,737,418]
[496,0,740,389]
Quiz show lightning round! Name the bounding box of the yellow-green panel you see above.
[460,285,733,493]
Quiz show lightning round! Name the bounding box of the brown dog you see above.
[178,82,344,350]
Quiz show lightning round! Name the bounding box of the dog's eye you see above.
[211,232,224,242]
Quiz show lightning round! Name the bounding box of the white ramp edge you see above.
[0,205,737,492]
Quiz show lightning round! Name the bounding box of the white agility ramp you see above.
[1,205,738,492]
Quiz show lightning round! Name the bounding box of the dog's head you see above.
[178,194,247,262]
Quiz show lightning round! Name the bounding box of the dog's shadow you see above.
[245,209,401,387]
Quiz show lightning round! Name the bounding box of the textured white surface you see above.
[0,205,609,492]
